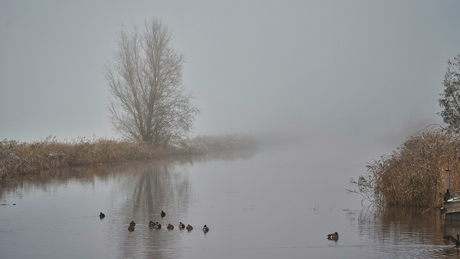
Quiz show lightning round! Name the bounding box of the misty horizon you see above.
[1,1,458,156]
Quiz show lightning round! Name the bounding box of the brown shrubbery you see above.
[349,126,460,208]
[0,134,257,182]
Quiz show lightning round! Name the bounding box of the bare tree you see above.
[105,18,199,146]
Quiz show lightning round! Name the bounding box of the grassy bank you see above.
[0,134,257,183]
[349,126,460,208]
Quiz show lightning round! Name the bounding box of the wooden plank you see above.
[445,200,460,214]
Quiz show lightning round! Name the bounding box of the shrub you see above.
[349,127,460,207]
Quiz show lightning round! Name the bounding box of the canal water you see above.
[1,136,459,258]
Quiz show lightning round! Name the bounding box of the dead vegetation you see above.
[0,134,257,183]
[348,126,460,208]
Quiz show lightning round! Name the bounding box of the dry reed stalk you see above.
[0,134,257,182]
[349,127,460,207]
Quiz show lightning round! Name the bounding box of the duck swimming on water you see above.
[443,234,460,246]
[178,222,185,229]
[186,224,193,231]
[99,212,105,219]
[203,225,209,233]
[327,232,339,240]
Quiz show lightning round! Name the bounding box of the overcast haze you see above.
[1,1,458,152]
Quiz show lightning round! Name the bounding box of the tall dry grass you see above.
[349,126,460,208]
[0,134,257,182]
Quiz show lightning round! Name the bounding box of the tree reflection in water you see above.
[0,147,258,258]
[0,159,194,258]
[109,159,192,258]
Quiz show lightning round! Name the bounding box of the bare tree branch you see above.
[104,18,200,146]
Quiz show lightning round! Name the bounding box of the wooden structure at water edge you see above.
[443,169,460,221]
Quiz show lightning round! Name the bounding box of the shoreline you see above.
[0,134,257,183]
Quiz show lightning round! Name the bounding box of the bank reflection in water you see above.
[0,158,196,259]
[0,147,260,258]
[346,206,460,258]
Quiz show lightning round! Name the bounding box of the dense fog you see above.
[1,1,459,158]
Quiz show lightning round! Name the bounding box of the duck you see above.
[130,221,136,227]
[99,212,105,219]
[443,234,460,246]
[167,223,174,230]
[155,222,162,229]
[203,225,209,233]
[161,211,166,217]
[149,221,155,227]
[128,226,135,232]
[186,224,193,231]
[327,232,339,240]
[444,189,451,203]
[178,222,185,229]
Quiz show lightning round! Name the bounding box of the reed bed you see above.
[0,134,257,182]
[349,126,460,208]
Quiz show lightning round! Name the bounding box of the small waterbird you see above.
[327,232,339,240]
[203,225,209,233]
[444,189,451,203]
[155,222,162,229]
[128,225,135,232]
[149,221,155,227]
[161,211,166,217]
[130,221,136,227]
[167,223,174,230]
[186,224,193,231]
[443,234,460,246]
[99,212,105,219]
[178,222,185,229]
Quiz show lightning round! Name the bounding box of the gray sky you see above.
[1,0,458,149]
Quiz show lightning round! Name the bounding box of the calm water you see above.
[1,141,460,258]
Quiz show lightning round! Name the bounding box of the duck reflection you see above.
[442,246,460,256]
